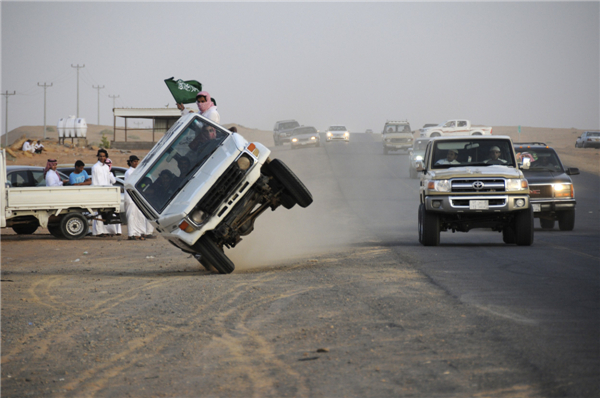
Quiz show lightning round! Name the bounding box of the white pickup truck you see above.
[419,120,492,138]
[1,149,122,239]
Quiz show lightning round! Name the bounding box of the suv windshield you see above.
[384,124,411,133]
[432,139,515,169]
[517,148,564,173]
[279,121,299,130]
[413,139,429,151]
[135,118,229,212]
[329,126,347,131]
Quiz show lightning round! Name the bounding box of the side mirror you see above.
[566,167,580,175]
[416,161,424,171]
[521,157,531,170]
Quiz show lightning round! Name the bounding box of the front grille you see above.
[197,162,246,215]
[451,178,506,193]
[529,184,553,199]
[127,189,158,220]
[390,138,411,143]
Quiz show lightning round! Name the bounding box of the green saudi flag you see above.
[164,77,203,104]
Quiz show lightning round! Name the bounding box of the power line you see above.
[37,83,53,139]
[71,64,85,118]
[2,91,17,147]
[92,85,105,125]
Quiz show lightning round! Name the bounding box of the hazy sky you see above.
[1,1,599,135]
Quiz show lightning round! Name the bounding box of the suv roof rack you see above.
[385,120,409,123]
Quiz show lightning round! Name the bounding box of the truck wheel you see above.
[558,210,575,231]
[540,218,555,229]
[514,208,534,246]
[12,222,39,235]
[502,227,516,244]
[417,204,424,244]
[48,224,65,238]
[268,159,313,208]
[280,191,296,209]
[195,235,235,274]
[419,205,440,246]
[60,212,89,240]
[472,132,482,136]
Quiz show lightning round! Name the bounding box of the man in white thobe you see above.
[91,149,121,236]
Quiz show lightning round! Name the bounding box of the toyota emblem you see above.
[472,181,484,190]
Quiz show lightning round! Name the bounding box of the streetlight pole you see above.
[2,91,16,147]
[38,82,53,139]
[92,85,105,125]
[71,64,85,117]
[108,94,119,110]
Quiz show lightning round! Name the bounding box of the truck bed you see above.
[6,186,121,212]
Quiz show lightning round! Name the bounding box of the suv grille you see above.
[451,178,506,193]
[529,184,552,199]
[198,162,246,215]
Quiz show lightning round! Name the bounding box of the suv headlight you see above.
[506,179,528,191]
[427,180,451,192]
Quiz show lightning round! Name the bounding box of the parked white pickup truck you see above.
[419,120,492,138]
[1,149,122,239]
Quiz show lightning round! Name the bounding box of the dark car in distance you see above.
[515,142,579,230]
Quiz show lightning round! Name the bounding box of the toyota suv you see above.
[514,142,578,230]
[125,113,313,274]
[418,135,533,246]
[382,120,413,154]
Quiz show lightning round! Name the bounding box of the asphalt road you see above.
[1,133,598,397]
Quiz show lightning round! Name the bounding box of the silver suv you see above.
[273,120,300,146]
[126,113,313,273]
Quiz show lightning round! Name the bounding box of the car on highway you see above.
[514,142,579,230]
[326,125,350,142]
[125,113,313,274]
[575,131,600,148]
[382,120,413,155]
[6,165,69,187]
[408,138,429,179]
[290,126,320,149]
[418,135,533,246]
[273,120,300,146]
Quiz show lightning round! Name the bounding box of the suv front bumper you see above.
[424,195,530,213]
[530,199,576,214]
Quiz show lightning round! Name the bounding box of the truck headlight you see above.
[415,155,423,161]
[310,136,316,140]
[554,183,573,198]
[506,179,528,191]
[427,180,451,192]
[292,138,298,143]
[327,132,332,137]
[344,132,349,136]
[190,209,207,224]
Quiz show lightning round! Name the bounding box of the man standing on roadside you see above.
[91,149,116,237]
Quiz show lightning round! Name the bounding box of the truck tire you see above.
[268,159,313,208]
[417,204,424,244]
[280,191,296,209]
[12,222,39,235]
[502,227,516,244]
[419,205,440,246]
[60,212,89,240]
[558,210,575,231]
[48,224,65,238]
[472,132,482,136]
[514,208,534,246]
[540,218,555,229]
[195,235,234,274]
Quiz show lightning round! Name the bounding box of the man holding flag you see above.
[164,77,220,124]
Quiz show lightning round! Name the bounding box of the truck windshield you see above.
[384,124,411,133]
[432,139,515,169]
[518,149,564,173]
[135,118,229,213]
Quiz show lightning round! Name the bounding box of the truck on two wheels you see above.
[1,149,122,240]
[417,135,534,246]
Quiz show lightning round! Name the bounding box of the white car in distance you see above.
[326,125,350,142]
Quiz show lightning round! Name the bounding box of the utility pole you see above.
[108,94,119,110]
[92,85,105,125]
[38,82,53,139]
[2,91,16,147]
[71,64,85,117]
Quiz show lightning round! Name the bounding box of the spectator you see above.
[91,149,119,237]
[44,159,67,186]
[34,140,46,154]
[69,160,92,186]
[124,155,148,240]
[21,140,35,154]
[177,91,220,124]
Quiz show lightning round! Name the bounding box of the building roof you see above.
[113,108,182,118]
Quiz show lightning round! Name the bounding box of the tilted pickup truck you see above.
[417,135,533,246]
[124,113,313,274]
[419,120,492,138]
[1,149,122,239]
